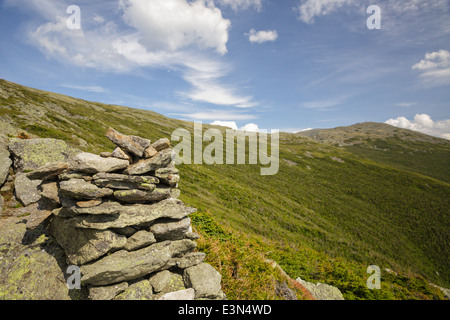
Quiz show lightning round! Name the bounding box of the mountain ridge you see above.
[297,122,450,183]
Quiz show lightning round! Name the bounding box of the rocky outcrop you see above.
[8,138,80,172]
[0,143,11,187]
[43,128,225,300]
[296,277,345,300]
[14,172,42,206]
[0,128,224,300]
[265,258,343,300]
[0,216,81,300]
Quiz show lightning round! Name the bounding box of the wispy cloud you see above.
[179,57,257,108]
[61,84,106,93]
[215,0,262,12]
[295,0,355,24]
[412,49,450,87]
[395,102,417,107]
[21,0,257,109]
[301,95,348,111]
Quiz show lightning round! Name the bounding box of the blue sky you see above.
[1,0,449,138]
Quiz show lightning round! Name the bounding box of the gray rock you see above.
[39,181,60,206]
[88,282,128,300]
[295,277,345,300]
[111,147,132,162]
[76,199,102,208]
[25,207,53,230]
[112,226,138,237]
[143,146,157,158]
[152,138,171,152]
[123,149,173,175]
[58,171,92,181]
[149,270,172,293]
[124,230,156,251]
[8,138,80,172]
[175,252,206,269]
[150,217,191,241]
[0,195,3,217]
[59,179,113,200]
[158,288,195,300]
[70,152,129,174]
[185,232,200,240]
[106,127,151,158]
[183,263,223,299]
[93,179,143,190]
[58,201,124,218]
[114,279,153,300]
[0,144,12,187]
[14,172,42,206]
[0,216,84,300]
[69,199,196,230]
[80,239,197,286]
[276,281,297,300]
[138,183,157,191]
[25,162,69,181]
[92,172,159,185]
[49,216,127,265]
[100,152,112,158]
[155,167,180,187]
[152,271,187,299]
[113,188,169,203]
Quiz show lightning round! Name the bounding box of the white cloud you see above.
[413,50,450,70]
[121,0,230,55]
[215,0,262,11]
[210,121,262,132]
[280,128,313,133]
[29,17,141,72]
[385,114,450,140]
[412,50,450,87]
[211,120,239,130]
[240,123,260,132]
[295,0,355,24]
[248,29,278,44]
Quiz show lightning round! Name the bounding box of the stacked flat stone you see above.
[49,128,224,300]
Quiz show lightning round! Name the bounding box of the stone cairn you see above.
[47,128,224,300]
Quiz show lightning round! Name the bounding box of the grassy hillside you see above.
[297,122,450,183]
[1,79,448,299]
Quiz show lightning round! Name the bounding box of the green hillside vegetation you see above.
[0,79,448,299]
[297,122,450,183]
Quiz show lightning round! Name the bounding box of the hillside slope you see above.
[297,122,450,183]
[0,79,449,299]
